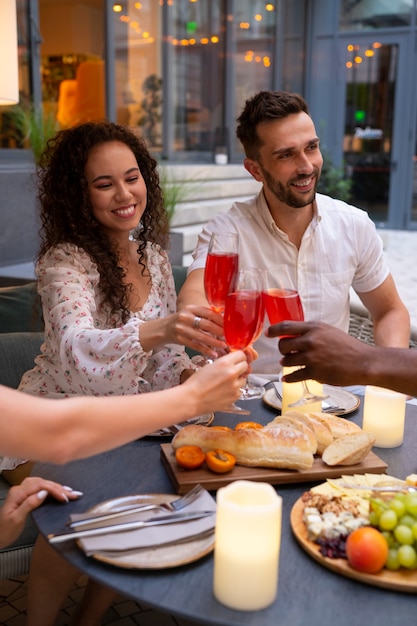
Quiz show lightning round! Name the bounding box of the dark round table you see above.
[32,395,417,626]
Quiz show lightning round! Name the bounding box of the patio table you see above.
[32,394,417,626]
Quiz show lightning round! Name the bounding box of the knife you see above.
[48,510,215,544]
[69,503,165,528]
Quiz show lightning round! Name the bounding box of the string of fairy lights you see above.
[111,1,275,66]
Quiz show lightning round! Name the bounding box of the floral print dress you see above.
[0,242,195,470]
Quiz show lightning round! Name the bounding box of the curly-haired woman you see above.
[6,121,228,625]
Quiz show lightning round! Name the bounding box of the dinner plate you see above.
[263,384,360,416]
[77,494,215,569]
[290,494,417,593]
[148,412,214,437]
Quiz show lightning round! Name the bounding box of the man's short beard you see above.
[260,164,320,208]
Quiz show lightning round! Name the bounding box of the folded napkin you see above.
[71,488,216,556]
[248,373,280,386]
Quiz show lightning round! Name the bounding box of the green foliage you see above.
[318,150,352,203]
[9,104,60,165]
[159,167,194,225]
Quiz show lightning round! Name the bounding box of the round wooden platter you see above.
[290,497,417,593]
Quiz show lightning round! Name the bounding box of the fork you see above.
[69,483,204,528]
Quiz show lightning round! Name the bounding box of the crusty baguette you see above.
[264,415,318,454]
[171,424,315,470]
[281,411,334,455]
[307,412,361,439]
[322,432,376,466]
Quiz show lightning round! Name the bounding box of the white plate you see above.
[78,494,215,569]
[148,412,214,437]
[263,384,360,416]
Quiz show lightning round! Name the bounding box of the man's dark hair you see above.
[236,90,310,159]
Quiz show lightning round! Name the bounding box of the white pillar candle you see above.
[281,366,323,414]
[213,480,282,611]
[362,385,406,448]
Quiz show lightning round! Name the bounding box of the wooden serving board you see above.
[160,444,387,495]
[290,497,417,593]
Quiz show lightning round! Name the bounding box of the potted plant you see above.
[10,104,60,165]
[159,166,194,266]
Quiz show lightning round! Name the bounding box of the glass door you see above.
[337,33,411,227]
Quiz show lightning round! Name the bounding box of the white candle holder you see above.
[213,480,282,611]
[362,385,406,448]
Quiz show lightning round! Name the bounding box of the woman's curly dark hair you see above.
[36,121,169,323]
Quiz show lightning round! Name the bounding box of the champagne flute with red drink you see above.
[235,267,266,400]
[204,233,239,315]
[222,268,264,414]
[263,266,328,407]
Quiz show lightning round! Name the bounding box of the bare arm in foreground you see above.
[0,351,247,464]
[267,321,417,397]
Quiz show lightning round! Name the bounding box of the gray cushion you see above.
[172,265,188,294]
[0,332,43,389]
[0,282,43,333]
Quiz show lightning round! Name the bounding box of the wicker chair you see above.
[348,301,417,348]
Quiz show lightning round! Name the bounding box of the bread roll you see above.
[307,412,361,439]
[322,432,376,466]
[281,411,333,454]
[171,424,315,470]
[264,415,318,454]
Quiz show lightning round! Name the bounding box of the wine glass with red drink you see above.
[263,266,328,407]
[222,268,264,414]
[204,232,239,315]
[235,267,266,400]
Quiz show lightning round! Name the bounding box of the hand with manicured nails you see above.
[0,476,82,548]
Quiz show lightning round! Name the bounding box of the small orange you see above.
[345,526,389,574]
[235,421,263,430]
[205,449,236,473]
[175,445,205,470]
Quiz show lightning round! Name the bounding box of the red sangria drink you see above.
[205,251,239,313]
[222,267,265,412]
[263,288,304,325]
[263,266,328,408]
[224,290,263,350]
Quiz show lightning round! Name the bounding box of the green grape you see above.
[394,524,414,545]
[388,497,406,518]
[412,522,417,541]
[399,514,416,528]
[397,544,417,568]
[379,509,398,531]
[385,548,400,570]
[381,531,397,548]
[404,493,417,516]
[368,511,380,526]
[370,498,387,517]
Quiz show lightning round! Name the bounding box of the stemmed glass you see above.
[222,268,264,414]
[237,267,266,400]
[263,266,328,407]
[204,232,239,315]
